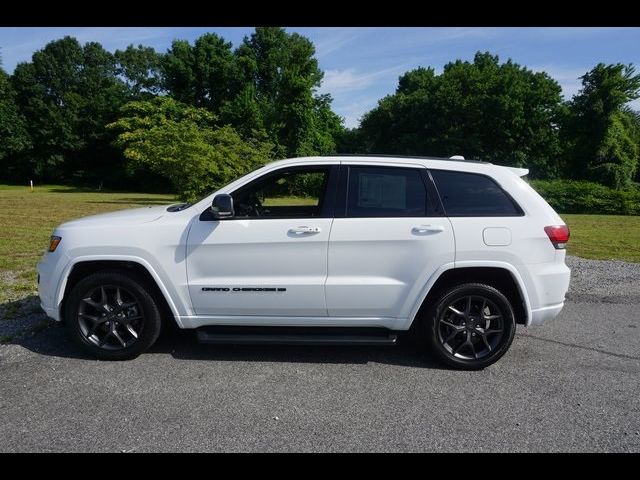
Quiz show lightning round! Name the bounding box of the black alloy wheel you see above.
[424,283,516,369]
[65,271,162,360]
[77,285,144,350]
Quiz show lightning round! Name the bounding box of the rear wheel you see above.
[64,271,162,360]
[424,283,516,370]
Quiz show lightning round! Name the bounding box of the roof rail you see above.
[325,153,490,164]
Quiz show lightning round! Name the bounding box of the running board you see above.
[196,326,398,346]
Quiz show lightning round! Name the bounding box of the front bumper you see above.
[37,251,67,322]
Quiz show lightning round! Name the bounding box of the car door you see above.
[186,164,338,317]
[326,164,455,319]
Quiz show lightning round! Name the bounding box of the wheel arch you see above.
[408,262,531,328]
[58,257,181,328]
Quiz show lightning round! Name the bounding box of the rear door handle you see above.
[412,225,445,234]
[289,226,322,235]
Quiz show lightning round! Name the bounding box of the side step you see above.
[196,326,398,346]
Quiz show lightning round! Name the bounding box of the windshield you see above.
[178,164,270,210]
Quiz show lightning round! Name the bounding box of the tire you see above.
[423,283,516,370]
[64,270,162,360]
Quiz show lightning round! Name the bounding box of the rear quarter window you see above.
[430,170,523,217]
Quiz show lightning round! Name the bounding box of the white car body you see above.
[38,156,571,333]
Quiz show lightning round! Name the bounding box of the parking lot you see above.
[1,256,639,452]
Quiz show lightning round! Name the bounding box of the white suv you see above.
[37,156,571,369]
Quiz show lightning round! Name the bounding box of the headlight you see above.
[48,236,62,252]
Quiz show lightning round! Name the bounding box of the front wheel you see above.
[64,271,162,360]
[424,283,516,370]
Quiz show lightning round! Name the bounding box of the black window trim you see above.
[199,164,339,221]
[427,168,525,218]
[335,164,444,219]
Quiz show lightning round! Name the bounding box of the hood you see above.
[59,205,169,229]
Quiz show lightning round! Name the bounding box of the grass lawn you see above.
[562,214,640,263]
[263,196,318,206]
[0,184,638,337]
[0,185,176,319]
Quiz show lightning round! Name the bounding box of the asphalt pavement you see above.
[0,257,638,452]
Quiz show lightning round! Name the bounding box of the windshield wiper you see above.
[166,203,192,212]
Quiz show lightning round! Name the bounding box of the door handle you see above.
[289,226,322,235]
[412,225,445,234]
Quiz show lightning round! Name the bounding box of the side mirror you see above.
[211,194,234,219]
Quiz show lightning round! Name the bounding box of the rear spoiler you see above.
[505,166,529,177]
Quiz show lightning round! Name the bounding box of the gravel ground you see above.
[0,296,49,340]
[0,255,638,452]
[565,256,640,303]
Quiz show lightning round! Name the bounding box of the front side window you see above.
[232,167,330,218]
[430,170,522,216]
[346,166,432,217]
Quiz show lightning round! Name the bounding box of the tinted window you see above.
[430,170,522,216]
[233,168,329,218]
[346,166,432,217]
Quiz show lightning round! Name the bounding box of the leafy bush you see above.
[529,179,640,215]
[108,97,274,202]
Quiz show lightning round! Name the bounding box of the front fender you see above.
[55,254,187,327]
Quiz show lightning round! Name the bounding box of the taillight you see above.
[544,225,570,249]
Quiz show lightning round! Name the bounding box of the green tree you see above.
[156,28,344,158]
[219,83,267,141]
[335,127,366,154]
[115,44,163,98]
[358,67,440,157]
[294,94,345,156]
[359,53,564,178]
[108,97,274,202]
[11,36,128,182]
[0,60,31,179]
[630,109,640,182]
[234,27,342,157]
[563,63,640,188]
[162,33,238,111]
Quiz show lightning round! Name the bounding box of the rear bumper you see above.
[520,258,570,326]
[529,302,564,326]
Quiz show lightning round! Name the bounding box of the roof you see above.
[324,154,490,165]
[261,155,529,177]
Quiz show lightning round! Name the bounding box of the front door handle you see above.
[289,226,322,235]
[412,225,445,234]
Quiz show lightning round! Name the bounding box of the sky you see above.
[1,27,639,128]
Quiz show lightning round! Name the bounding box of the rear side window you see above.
[430,170,522,216]
[346,166,435,217]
